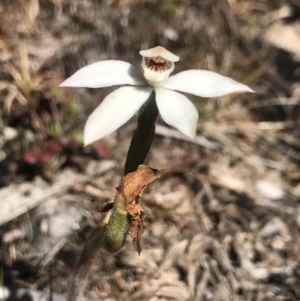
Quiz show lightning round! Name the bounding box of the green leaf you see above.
[73,132,84,143]
[104,206,131,253]
[49,122,63,137]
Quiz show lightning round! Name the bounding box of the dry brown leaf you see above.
[116,164,165,216]
[129,212,145,254]
[113,164,165,254]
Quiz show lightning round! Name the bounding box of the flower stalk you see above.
[124,91,158,175]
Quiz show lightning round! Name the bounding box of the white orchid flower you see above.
[60,46,254,146]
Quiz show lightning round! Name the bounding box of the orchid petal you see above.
[84,86,152,145]
[155,87,198,139]
[60,60,146,88]
[161,70,254,97]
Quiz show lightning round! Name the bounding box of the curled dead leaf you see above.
[105,164,165,254]
[129,212,145,255]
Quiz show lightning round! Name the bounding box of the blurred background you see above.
[1,0,300,300]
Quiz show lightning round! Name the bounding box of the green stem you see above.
[124,91,158,175]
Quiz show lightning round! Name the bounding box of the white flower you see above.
[60,46,254,146]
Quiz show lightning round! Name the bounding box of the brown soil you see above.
[1,1,300,300]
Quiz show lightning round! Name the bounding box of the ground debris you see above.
[1,0,300,300]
